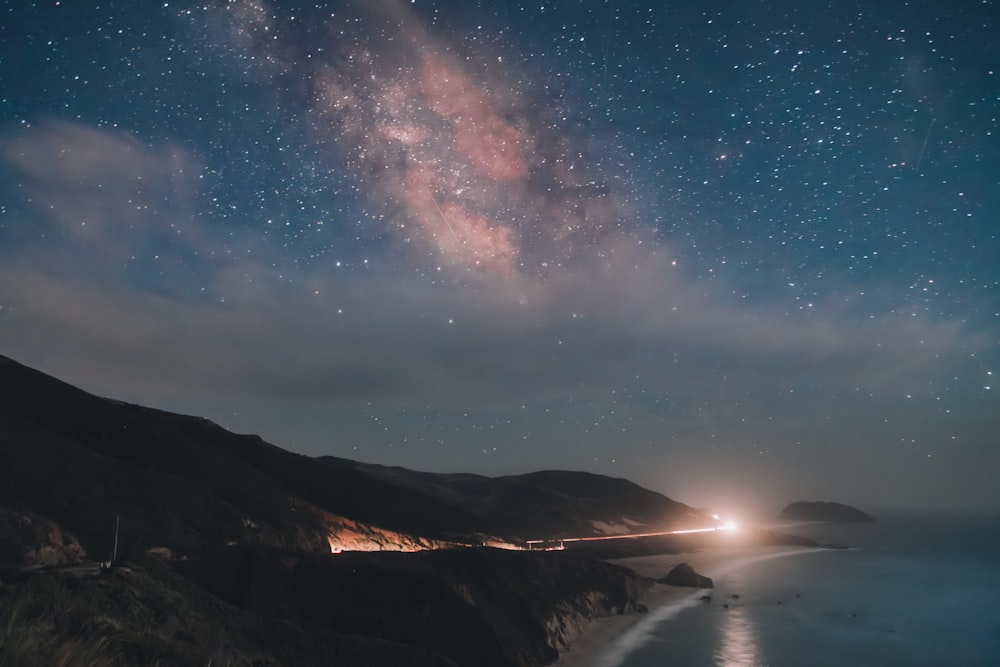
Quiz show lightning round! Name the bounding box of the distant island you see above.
[778,501,875,522]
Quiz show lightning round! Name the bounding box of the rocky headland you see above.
[778,501,875,522]
[0,354,813,666]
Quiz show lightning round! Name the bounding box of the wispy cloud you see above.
[0,121,976,418]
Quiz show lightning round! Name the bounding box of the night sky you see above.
[2,0,997,516]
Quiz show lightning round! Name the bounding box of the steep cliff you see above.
[0,353,668,666]
[182,545,652,667]
[1,545,651,667]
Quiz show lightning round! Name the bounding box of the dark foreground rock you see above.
[658,562,713,588]
[0,562,453,667]
[0,509,87,569]
[778,501,875,523]
[182,545,652,667]
[0,545,652,667]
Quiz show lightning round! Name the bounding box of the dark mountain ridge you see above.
[0,353,709,665]
[0,354,483,559]
[350,461,707,540]
[0,354,707,559]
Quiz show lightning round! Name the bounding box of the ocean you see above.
[597,513,1000,667]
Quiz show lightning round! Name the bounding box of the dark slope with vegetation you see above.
[1,354,705,559]
[0,353,692,666]
[0,545,650,667]
[350,462,708,540]
[0,354,481,560]
[0,559,458,667]
[182,546,650,667]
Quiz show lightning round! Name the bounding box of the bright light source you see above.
[722,520,739,532]
[712,513,720,520]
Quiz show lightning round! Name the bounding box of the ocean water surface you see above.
[603,513,1000,667]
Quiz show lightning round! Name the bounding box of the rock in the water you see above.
[659,562,713,588]
[778,501,874,522]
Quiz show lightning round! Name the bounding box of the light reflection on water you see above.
[612,517,1000,667]
[715,602,762,666]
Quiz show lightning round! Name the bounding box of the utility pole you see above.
[111,514,120,565]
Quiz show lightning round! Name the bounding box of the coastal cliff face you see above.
[0,546,652,667]
[0,561,457,667]
[0,354,663,666]
[182,546,652,667]
[0,353,705,561]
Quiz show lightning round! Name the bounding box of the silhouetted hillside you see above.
[350,463,708,540]
[0,353,694,666]
[0,354,708,559]
[0,355,480,560]
[0,555,459,667]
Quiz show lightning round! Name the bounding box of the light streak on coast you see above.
[525,520,739,550]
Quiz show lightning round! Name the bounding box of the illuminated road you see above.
[525,520,738,551]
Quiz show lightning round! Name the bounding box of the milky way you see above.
[206,0,627,278]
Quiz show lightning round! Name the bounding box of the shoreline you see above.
[556,543,818,667]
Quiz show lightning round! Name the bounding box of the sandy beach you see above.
[556,543,815,667]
